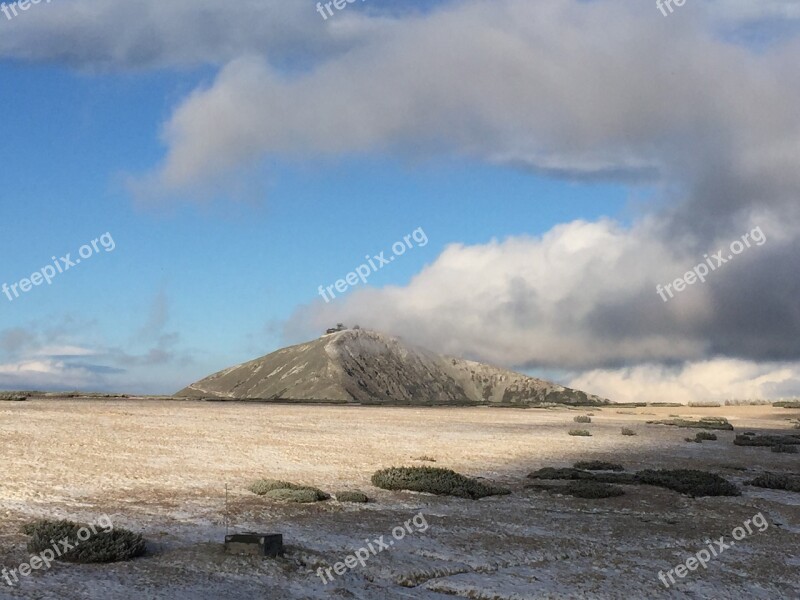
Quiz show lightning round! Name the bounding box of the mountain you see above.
[176,329,608,406]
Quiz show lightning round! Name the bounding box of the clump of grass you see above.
[695,432,718,442]
[23,520,146,563]
[573,461,624,471]
[248,479,330,502]
[573,415,592,423]
[528,467,739,497]
[411,455,437,462]
[568,429,592,437]
[747,472,800,492]
[371,467,510,499]
[335,490,370,503]
[636,469,740,498]
[528,467,637,485]
[647,417,733,431]
[264,488,330,503]
[621,427,636,436]
[562,481,625,499]
[733,434,800,447]
[773,401,800,408]
[771,445,798,454]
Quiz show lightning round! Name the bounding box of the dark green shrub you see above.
[248,479,297,495]
[412,456,437,462]
[621,428,636,436]
[695,432,718,442]
[747,472,800,492]
[773,401,800,408]
[568,429,591,437]
[573,461,624,471]
[371,467,510,499]
[264,488,329,503]
[23,520,146,563]
[647,418,733,431]
[336,490,370,503]
[248,479,330,501]
[527,467,637,485]
[636,469,740,498]
[562,481,625,499]
[573,415,592,424]
[771,445,798,454]
[734,434,800,447]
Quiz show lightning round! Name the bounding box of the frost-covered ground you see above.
[0,400,798,599]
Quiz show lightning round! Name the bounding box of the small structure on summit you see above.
[326,323,348,334]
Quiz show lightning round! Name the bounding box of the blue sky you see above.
[2,0,800,401]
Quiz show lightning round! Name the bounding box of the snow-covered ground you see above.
[0,400,798,599]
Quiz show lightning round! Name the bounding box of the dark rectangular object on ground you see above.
[224,533,283,557]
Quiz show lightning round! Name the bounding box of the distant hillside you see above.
[176,329,608,406]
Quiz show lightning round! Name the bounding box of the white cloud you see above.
[568,359,800,404]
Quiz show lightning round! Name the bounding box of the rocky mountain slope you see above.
[176,329,608,406]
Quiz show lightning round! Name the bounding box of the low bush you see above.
[336,490,370,503]
[773,401,800,408]
[562,481,625,499]
[621,427,636,436]
[688,401,721,407]
[646,417,733,431]
[411,455,437,462]
[771,445,798,454]
[733,434,800,447]
[23,520,146,563]
[568,429,592,437]
[573,415,592,424]
[528,467,739,497]
[264,488,329,503]
[636,469,740,498]
[695,432,718,442]
[573,461,624,471]
[747,472,800,492]
[248,479,330,502]
[371,467,510,499]
[528,467,637,485]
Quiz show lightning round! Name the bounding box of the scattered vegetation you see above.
[573,415,592,423]
[371,467,510,499]
[568,429,592,437]
[528,467,739,497]
[411,455,437,462]
[733,433,800,447]
[771,445,799,454]
[688,401,721,407]
[573,461,624,471]
[773,401,800,408]
[248,479,330,502]
[562,481,625,499]
[528,467,637,485]
[635,469,740,497]
[621,427,636,436]
[335,490,370,503]
[695,432,718,442]
[646,417,733,431]
[23,520,146,563]
[649,402,683,407]
[747,472,800,493]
